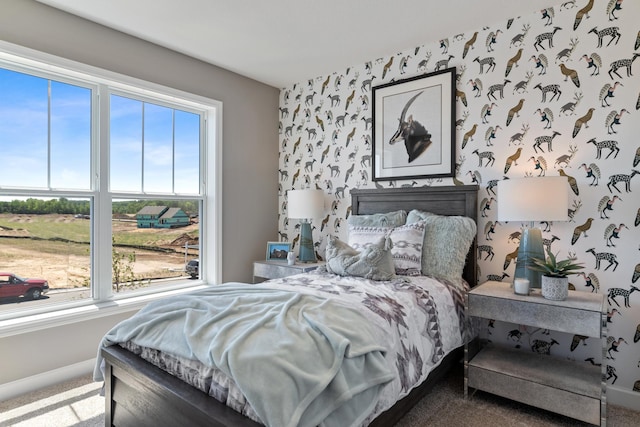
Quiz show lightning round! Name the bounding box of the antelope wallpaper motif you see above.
[278,0,640,401]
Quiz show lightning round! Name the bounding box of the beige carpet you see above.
[1,367,638,426]
[0,376,102,427]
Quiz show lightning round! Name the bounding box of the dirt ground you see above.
[0,214,197,289]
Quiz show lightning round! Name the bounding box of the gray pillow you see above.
[406,209,476,281]
[348,210,407,227]
[325,235,395,281]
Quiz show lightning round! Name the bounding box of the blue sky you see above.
[0,67,200,194]
[0,68,90,189]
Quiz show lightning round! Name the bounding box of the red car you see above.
[0,273,49,300]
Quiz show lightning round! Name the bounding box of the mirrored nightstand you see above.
[252,260,324,283]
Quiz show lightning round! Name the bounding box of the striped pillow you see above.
[348,221,426,276]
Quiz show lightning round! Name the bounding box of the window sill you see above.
[0,283,209,339]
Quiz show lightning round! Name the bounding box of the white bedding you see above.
[116,269,471,426]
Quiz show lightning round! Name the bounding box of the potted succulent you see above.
[529,249,584,300]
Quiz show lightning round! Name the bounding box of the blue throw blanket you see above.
[94,284,394,427]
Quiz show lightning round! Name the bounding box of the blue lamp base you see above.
[515,227,545,288]
[298,221,316,262]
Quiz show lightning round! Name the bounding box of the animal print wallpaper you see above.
[277,0,640,404]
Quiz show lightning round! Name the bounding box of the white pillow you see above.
[348,221,426,276]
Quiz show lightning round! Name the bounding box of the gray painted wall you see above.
[0,0,278,385]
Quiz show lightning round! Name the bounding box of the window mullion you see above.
[141,102,145,193]
[172,110,176,193]
[47,80,51,189]
[94,84,113,301]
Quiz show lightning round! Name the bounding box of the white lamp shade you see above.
[497,177,569,222]
[288,189,324,219]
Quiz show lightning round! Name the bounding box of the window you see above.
[110,94,201,194]
[0,68,91,189]
[0,48,219,321]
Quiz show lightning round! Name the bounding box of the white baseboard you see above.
[607,384,640,411]
[0,358,95,402]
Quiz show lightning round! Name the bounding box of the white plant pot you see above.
[541,276,569,301]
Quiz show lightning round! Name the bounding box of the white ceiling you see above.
[36,0,560,88]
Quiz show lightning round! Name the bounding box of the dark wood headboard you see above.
[350,185,479,287]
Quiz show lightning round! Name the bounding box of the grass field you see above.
[0,214,199,290]
[0,215,198,246]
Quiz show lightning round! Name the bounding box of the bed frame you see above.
[101,185,479,427]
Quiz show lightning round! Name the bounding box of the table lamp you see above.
[497,176,569,288]
[288,189,324,262]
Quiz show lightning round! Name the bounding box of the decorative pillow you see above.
[348,221,426,276]
[406,209,477,281]
[348,210,407,228]
[324,235,395,281]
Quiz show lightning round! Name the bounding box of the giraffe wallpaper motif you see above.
[278,0,640,404]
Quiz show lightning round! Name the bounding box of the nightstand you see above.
[252,260,324,283]
[464,281,607,426]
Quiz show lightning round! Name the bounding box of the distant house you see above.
[135,206,190,228]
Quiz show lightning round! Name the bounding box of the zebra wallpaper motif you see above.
[278,0,640,403]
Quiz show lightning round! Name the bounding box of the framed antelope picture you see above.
[372,67,456,181]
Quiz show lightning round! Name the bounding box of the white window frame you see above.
[0,41,222,337]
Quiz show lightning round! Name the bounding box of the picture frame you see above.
[266,241,292,261]
[372,67,456,181]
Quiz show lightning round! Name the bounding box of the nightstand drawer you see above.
[467,282,604,337]
[253,261,323,282]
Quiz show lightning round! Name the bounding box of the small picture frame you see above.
[266,241,292,261]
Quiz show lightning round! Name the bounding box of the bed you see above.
[98,185,479,427]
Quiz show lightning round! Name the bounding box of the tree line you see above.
[0,198,198,216]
